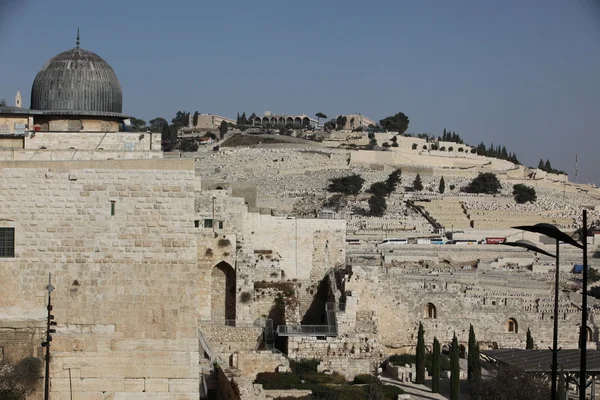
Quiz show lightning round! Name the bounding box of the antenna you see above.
[575,153,579,184]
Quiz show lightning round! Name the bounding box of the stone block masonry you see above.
[0,159,201,399]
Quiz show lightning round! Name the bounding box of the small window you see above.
[204,219,213,228]
[194,220,200,228]
[218,221,224,229]
[506,318,518,333]
[110,201,116,216]
[0,227,15,258]
[425,303,437,319]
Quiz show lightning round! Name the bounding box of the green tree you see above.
[240,112,248,125]
[416,322,425,384]
[0,357,42,400]
[379,112,410,135]
[471,365,550,400]
[385,168,402,194]
[219,120,228,139]
[439,176,445,194]
[0,99,6,107]
[412,173,424,191]
[129,117,147,132]
[327,174,364,195]
[513,184,537,204]
[315,112,327,126]
[526,328,534,349]
[544,159,552,172]
[432,337,441,393]
[323,194,347,212]
[193,111,199,127]
[538,159,545,170]
[464,172,502,194]
[368,195,387,217]
[450,333,460,400]
[468,324,476,382]
[368,182,389,198]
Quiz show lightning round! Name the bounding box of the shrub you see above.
[205,248,213,257]
[463,172,501,194]
[412,143,418,150]
[423,145,428,150]
[440,146,446,151]
[448,146,454,151]
[290,359,320,375]
[324,194,347,212]
[240,292,252,303]
[449,184,456,191]
[327,174,365,195]
[255,372,302,389]
[382,142,390,148]
[389,354,416,366]
[458,147,464,152]
[217,238,231,248]
[470,148,477,154]
[391,142,398,147]
[512,184,537,204]
[354,374,378,384]
[178,138,199,152]
[412,173,424,191]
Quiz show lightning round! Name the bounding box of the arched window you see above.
[425,303,437,319]
[587,326,594,342]
[506,318,518,333]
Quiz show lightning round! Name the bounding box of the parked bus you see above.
[446,239,477,245]
[379,238,409,246]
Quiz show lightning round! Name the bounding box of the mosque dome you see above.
[30,38,123,116]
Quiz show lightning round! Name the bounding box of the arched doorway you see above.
[211,261,236,324]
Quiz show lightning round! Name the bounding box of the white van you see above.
[379,238,409,246]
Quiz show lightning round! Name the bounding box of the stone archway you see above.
[211,261,236,324]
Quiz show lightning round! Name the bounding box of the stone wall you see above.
[24,131,161,152]
[0,159,201,399]
[234,350,289,378]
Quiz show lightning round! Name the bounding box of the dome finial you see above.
[76,27,80,48]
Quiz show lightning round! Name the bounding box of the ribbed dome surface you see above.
[30,47,123,114]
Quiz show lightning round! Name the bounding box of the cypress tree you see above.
[450,333,460,400]
[416,322,425,384]
[471,342,481,385]
[545,159,552,172]
[526,328,534,349]
[439,176,445,194]
[413,173,424,191]
[432,337,440,393]
[468,324,475,382]
[538,159,545,170]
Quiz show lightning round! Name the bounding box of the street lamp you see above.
[511,215,588,400]
[502,239,560,400]
[41,274,56,400]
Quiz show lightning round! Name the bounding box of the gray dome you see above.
[30,47,123,115]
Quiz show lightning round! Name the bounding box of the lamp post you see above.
[511,220,586,400]
[502,239,559,400]
[42,274,56,400]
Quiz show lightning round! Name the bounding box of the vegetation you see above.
[526,328,534,349]
[468,325,481,395]
[367,132,377,148]
[470,365,550,400]
[217,238,231,248]
[474,142,520,164]
[412,173,424,191]
[368,195,387,217]
[0,99,6,107]
[323,194,347,212]
[128,116,147,132]
[178,138,199,152]
[537,159,565,175]
[388,353,450,372]
[513,184,537,204]
[439,128,464,144]
[450,333,460,400]
[327,174,365,196]
[219,120,228,139]
[416,322,425,384]
[0,357,42,400]
[240,292,252,303]
[380,112,410,135]
[463,172,502,194]
[315,112,327,126]
[255,359,403,400]
[432,338,441,393]
[439,176,445,194]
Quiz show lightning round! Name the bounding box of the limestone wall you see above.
[0,160,201,399]
[24,131,161,152]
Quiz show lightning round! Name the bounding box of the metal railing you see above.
[276,324,338,336]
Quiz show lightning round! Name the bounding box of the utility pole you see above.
[42,274,57,400]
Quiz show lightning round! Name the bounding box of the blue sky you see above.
[1,0,599,184]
